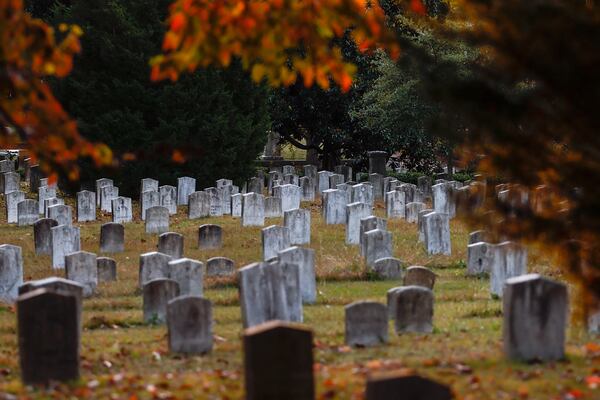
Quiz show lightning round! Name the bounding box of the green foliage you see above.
[388,171,426,184]
[49,0,269,195]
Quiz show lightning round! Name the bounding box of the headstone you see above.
[38,185,57,214]
[423,212,451,255]
[404,266,436,289]
[345,301,388,347]
[139,252,173,287]
[360,216,387,256]
[503,274,567,362]
[329,173,344,189]
[385,191,405,219]
[468,230,488,245]
[65,251,97,297]
[188,191,210,219]
[372,257,403,280]
[33,218,58,255]
[100,185,119,213]
[405,202,426,223]
[44,197,63,218]
[336,183,353,204]
[0,244,23,303]
[159,185,177,215]
[28,165,42,192]
[318,170,333,194]
[158,232,184,258]
[76,190,96,222]
[140,178,159,194]
[303,165,317,186]
[365,373,452,400]
[145,206,169,234]
[97,257,117,282]
[417,208,434,242]
[588,311,600,335]
[231,193,243,217]
[283,173,299,186]
[393,286,434,334]
[205,187,223,217]
[141,190,160,220]
[100,222,124,253]
[264,196,283,218]
[3,171,19,194]
[467,242,494,275]
[262,225,291,260]
[322,189,346,224]
[369,173,384,200]
[206,257,235,277]
[167,295,213,354]
[198,224,222,249]
[278,246,317,304]
[48,204,72,227]
[242,193,265,226]
[51,225,80,269]
[282,165,295,175]
[0,159,14,173]
[417,176,433,199]
[6,190,25,223]
[334,165,353,181]
[168,258,204,296]
[243,321,314,400]
[368,151,387,175]
[284,208,311,245]
[220,184,236,215]
[432,182,456,218]
[346,202,372,245]
[352,183,374,207]
[398,183,421,204]
[143,278,180,324]
[274,184,301,212]
[490,242,528,297]
[112,196,133,223]
[216,178,233,188]
[17,199,39,226]
[364,229,393,267]
[17,289,80,385]
[177,177,196,205]
[95,178,113,207]
[18,277,84,326]
[299,176,315,201]
[383,177,397,193]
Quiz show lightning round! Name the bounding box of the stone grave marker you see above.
[139,251,173,288]
[264,196,283,218]
[346,202,371,245]
[262,225,291,260]
[95,178,113,207]
[392,286,434,334]
[352,183,374,207]
[188,191,210,219]
[97,257,117,282]
[284,208,311,245]
[405,202,426,223]
[100,185,119,213]
[145,206,169,234]
[329,173,344,189]
[404,266,436,289]
[372,257,403,280]
[468,230,488,245]
[300,176,315,201]
[65,251,97,297]
[34,218,58,255]
[140,178,159,194]
[158,232,184,258]
[369,173,384,200]
[417,208,434,242]
[76,190,96,222]
[385,190,406,219]
[167,295,213,355]
[206,257,235,277]
[3,171,19,194]
[143,278,180,324]
[467,242,495,275]
[322,189,346,224]
[38,185,57,214]
[274,184,301,212]
[48,204,72,227]
[423,212,451,255]
[100,222,125,253]
[318,170,332,194]
[490,242,528,297]
[364,229,393,267]
[141,190,160,220]
[0,244,23,303]
[18,277,84,326]
[278,246,317,304]
[242,193,265,226]
[6,190,25,223]
[177,176,196,205]
[159,185,177,215]
[51,225,80,269]
[368,151,387,175]
[17,199,39,226]
[44,197,63,218]
[198,224,222,249]
[167,258,204,296]
[360,216,387,256]
[345,301,388,347]
[231,193,243,217]
[216,178,233,188]
[112,196,133,223]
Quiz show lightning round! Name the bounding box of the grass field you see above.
[0,189,597,399]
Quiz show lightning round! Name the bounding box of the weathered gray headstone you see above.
[405,202,426,223]
[158,232,184,258]
[385,190,405,219]
[159,185,177,215]
[6,190,25,223]
[206,257,235,276]
[418,176,433,199]
[100,185,119,213]
[112,196,132,223]
[467,242,494,275]
[243,321,314,400]
[369,173,384,200]
[65,251,97,297]
[51,225,80,269]
[231,193,243,217]
[468,230,488,245]
[404,266,436,289]
[365,373,452,400]
[188,191,209,219]
[242,193,265,226]
[248,176,264,195]
[360,216,387,256]
[95,178,113,207]
[140,178,159,194]
[372,257,403,280]
[329,173,344,189]
[0,159,14,173]
[264,196,283,218]
[364,229,393,267]
[3,171,19,194]
[345,301,388,347]
[17,289,80,385]
[432,181,456,218]
[204,187,223,217]
[44,197,63,218]
[167,258,204,296]
[336,183,353,204]
[17,199,39,226]
[278,246,317,304]
[299,176,315,201]
[198,224,222,249]
[220,184,237,215]
[177,177,196,205]
[18,277,84,326]
[346,202,371,245]
[262,225,291,260]
[284,208,311,245]
[283,173,299,186]
[274,184,301,212]
[33,218,58,255]
[398,183,422,204]
[141,190,160,220]
[100,222,124,253]
[139,251,173,287]
[393,286,434,334]
[76,190,96,222]
[28,165,43,192]
[303,165,317,188]
[352,183,374,207]
[490,242,528,297]
[48,204,72,227]
[143,278,180,324]
[38,185,57,214]
[322,189,346,224]
[423,212,451,255]
[318,170,332,194]
[503,274,567,362]
[417,208,434,242]
[145,206,169,234]
[0,244,23,303]
[334,165,353,181]
[97,257,117,282]
[167,295,213,354]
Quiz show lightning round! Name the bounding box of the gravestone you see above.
[3,171,19,194]
[283,173,299,186]
[6,190,25,223]
[0,244,23,303]
[112,196,133,223]
[48,204,72,227]
[100,185,119,213]
[393,286,434,334]
[467,242,495,275]
[432,182,456,218]
[417,208,434,242]
[220,184,237,215]
[352,183,374,207]
[417,176,433,199]
[336,183,353,205]
[168,258,204,296]
[346,202,372,245]
[360,216,387,256]
[300,176,315,201]
[385,190,405,219]
[423,212,451,255]
[334,165,353,181]
[204,187,223,217]
[398,183,421,204]
[372,257,403,280]
[159,185,177,215]
[468,230,488,245]
[268,171,282,193]
[167,295,213,354]
[588,311,600,335]
[243,321,315,400]
[264,196,283,218]
[503,274,567,362]
[0,159,14,173]
[322,189,346,224]
[158,232,184,258]
[34,218,58,255]
[18,277,84,326]
[44,197,63,218]
[97,257,117,282]
[38,185,57,214]
[329,173,344,189]
[95,178,113,207]
[284,208,311,245]
[177,177,196,205]
[383,177,398,193]
[206,257,235,276]
[303,165,317,190]
[17,199,39,226]
[368,151,387,175]
[76,190,96,222]
[490,242,528,297]
[345,301,388,347]
[100,222,124,253]
[65,251,97,297]
[141,190,160,220]
[248,177,263,195]
[140,178,159,194]
[278,246,317,304]
[28,165,43,192]
[143,278,180,324]
[404,266,436,289]
[405,202,426,223]
[262,225,291,260]
[369,173,384,200]
[282,165,295,175]
[318,170,333,194]
[51,225,80,269]
[188,191,210,219]
[198,224,222,249]
[139,251,173,287]
[365,373,453,400]
[231,193,243,217]
[145,206,169,234]
[242,193,265,226]
[274,184,301,212]
[17,289,80,385]
[216,178,233,188]
[364,229,393,267]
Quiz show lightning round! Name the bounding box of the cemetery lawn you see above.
[0,198,598,399]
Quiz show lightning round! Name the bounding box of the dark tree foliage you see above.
[47,0,269,195]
